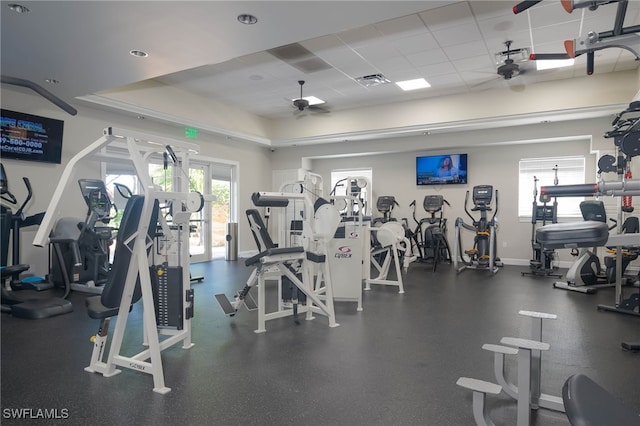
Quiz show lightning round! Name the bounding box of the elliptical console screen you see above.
[0,109,64,164]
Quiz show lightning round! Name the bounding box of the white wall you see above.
[1,87,272,275]
[270,116,626,266]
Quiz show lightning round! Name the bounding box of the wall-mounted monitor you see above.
[0,109,64,164]
[416,153,468,185]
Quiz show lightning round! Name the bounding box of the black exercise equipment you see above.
[50,179,115,293]
[373,195,399,225]
[0,163,72,319]
[454,185,501,274]
[408,195,451,272]
[562,374,640,426]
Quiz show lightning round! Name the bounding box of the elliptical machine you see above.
[0,163,72,319]
[50,179,116,294]
[454,185,501,274]
[408,195,452,271]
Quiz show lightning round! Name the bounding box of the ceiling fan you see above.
[292,80,329,114]
[496,40,528,80]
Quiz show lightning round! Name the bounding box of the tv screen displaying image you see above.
[416,153,468,185]
[1,109,64,164]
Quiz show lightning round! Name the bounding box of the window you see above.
[518,156,585,219]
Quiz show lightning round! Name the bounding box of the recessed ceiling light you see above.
[536,58,575,71]
[129,49,149,58]
[396,78,431,91]
[45,79,59,84]
[8,3,29,13]
[237,14,257,25]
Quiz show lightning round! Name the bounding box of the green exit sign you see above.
[185,127,198,139]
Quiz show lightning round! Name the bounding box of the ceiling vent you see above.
[355,74,391,87]
[267,43,332,73]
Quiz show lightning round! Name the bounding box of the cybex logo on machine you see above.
[335,246,352,258]
[348,231,359,239]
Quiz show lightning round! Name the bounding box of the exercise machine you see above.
[34,127,202,393]
[551,200,623,293]
[215,190,341,332]
[522,172,562,277]
[408,195,451,272]
[50,179,116,294]
[372,195,399,225]
[517,0,640,76]
[1,163,72,319]
[453,185,501,274]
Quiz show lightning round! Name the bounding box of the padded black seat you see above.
[562,374,640,426]
[536,221,609,249]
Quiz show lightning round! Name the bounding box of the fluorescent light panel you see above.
[395,78,430,91]
[536,58,575,71]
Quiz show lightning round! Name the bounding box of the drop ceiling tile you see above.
[469,1,514,20]
[430,23,484,48]
[528,2,581,27]
[443,40,490,61]
[374,13,430,41]
[392,33,440,56]
[452,54,495,73]
[419,2,475,32]
[355,41,401,63]
[405,48,449,67]
[418,61,458,77]
[531,21,582,46]
[370,55,416,73]
[300,35,346,55]
[476,13,530,40]
[426,72,465,87]
[336,24,382,48]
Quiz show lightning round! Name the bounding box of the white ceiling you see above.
[2,1,639,140]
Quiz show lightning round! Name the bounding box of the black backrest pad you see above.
[246,209,275,252]
[100,196,159,309]
[580,200,606,222]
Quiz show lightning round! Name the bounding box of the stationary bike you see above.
[453,185,501,274]
[408,195,451,271]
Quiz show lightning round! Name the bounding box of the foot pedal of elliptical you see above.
[243,294,258,311]
[215,294,236,316]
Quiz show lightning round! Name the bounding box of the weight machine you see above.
[34,127,204,393]
[539,101,640,323]
[454,185,501,274]
[522,171,562,278]
[215,190,342,332]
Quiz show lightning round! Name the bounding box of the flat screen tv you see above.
[416,153,468,185]
[0,109,64,164]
